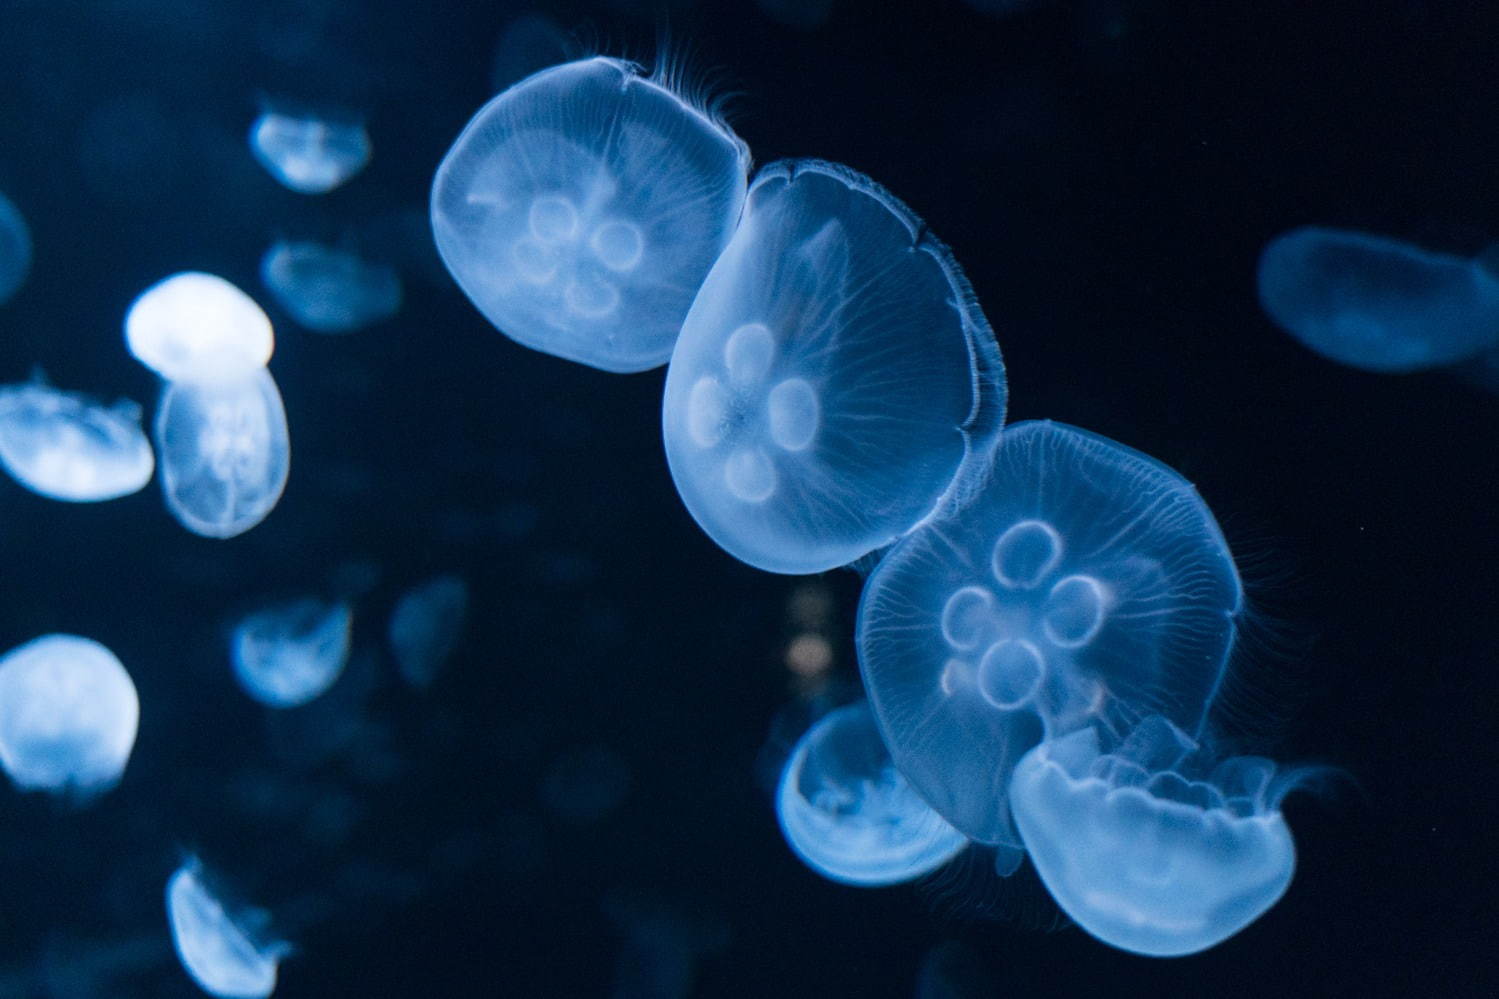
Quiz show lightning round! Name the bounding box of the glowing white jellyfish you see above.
[259,240,402,334]
[125,273,274,384]
[0,376,154,501]
[231,597,352,708]
[387,574,468,689]
[249,109,370,195]
[166,858,288,999]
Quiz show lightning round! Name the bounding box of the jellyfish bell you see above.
[166,857,290,999]
[0,188,32,306]
[430,55,751,373]
[259,240,401,334]
[125,272,275,384]
[0,376,154,502]
[249,106,370,195]
[387,574,469,690]
[231,597,353,708]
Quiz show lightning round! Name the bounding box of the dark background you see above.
[0,0,1495,995]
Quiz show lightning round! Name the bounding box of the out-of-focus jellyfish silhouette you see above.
[776,702,968,886]
[166,858,288,999]
[248,107,370,195]
[662,159,1005,574]
[154,368,291,539]
[1257,226,1499,373]
[125,272,275,384]
[540,744,632,824]
[1009,717,1299,956]
[0,634,139,797]
[755,0,835,30]
[387,573,468,689]
[259,240,402,333]
[489,13,572,93]
[856,420,1241,848]
[0,188,31,305]
[431,56,751,373]
[0,375,154,501]
[913,940,999,999]
[231,597,353,708]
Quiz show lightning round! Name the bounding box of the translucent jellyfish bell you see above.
[125,273,274,384]
[0,189,32,306]
[1257,226,1499,373]
[1009,720,1297,957]
[154,368,290,539]
[662,159,1006,574]
[166,858,288,999]
[259,240,402,334]
[231,597,353,708]
[856,420,1242,847]
[0,377,154,501]
[431,56,751,372]
[249,109,370,195]
[387,573,469,689]
[776,702,968,887]
[0,634,139,797]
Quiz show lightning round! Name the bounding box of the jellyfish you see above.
[387,573,468,689]
[259,240,402,333]
[231,597,353,708]
[166,858,288,999]
[249,108,370,195]
[154,368,290,539]
[662,159,1006,575]
[0,188,31,306]
[125,272,275,384]
[1257,226,1499,373]
[0,376,154,502]
[489,13,572,93]
[430,56,751,373]
[1008,718,1299,956]
[0,634,139,797]
[855,420,1242,848]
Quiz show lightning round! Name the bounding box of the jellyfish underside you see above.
[0,381,154,502]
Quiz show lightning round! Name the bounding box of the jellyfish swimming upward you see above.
[0,376,154,502]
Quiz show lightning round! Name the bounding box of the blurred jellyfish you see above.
[1257,226,1499,373]
[249,107,369,195]
[125,272,275,384]
[0,188,32,305]
[166,858,288,999]
[541,744,632,824]
[489,13,573,93]
[0,376,154,501]
[387,573,468,689]
[913,941,999,999]
[856,420,1242,848]
[603,892,729,999]
[0,634,139,797]
[1009,718,1300,956]
[259,240,402,333]
[231,597,353,708]
[663,159,1006,574]
[776,702,968,886]
[431,56,751,372]
[154,368,290,539]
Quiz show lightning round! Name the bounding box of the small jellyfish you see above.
[662,159,1006,574]
[0,189,32,305]
[856,420,1242,847]
[231,597,353,708]
[166,858,288,999]
[249,108,370,195]
[0,634,139,797]
[125,272,275,384]
[387,573,468,689]
[776,702,968,887]
[154,368,290,539]
[1257,226,1499,373]
[431,56,751,372]
[0,376,154,502]
[259,240,402,333]
[1008,719,1299,957]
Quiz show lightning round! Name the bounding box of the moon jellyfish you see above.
[166,858,288,999]
[1257,226,1499,373]
[259,240,402,333]
[662,159,1006,574]
[776,702,968,887]
[125,273,275,384]
[249,108,370,195]
[0,377,154,501]
[154,368,290,539]
[0,634,139,797]
[231,597,353,708]
[431,56,751,373]
[0,189,31,306]
[387,573,468,689]
[1009,719,1298,956]
[855,420,1241,847]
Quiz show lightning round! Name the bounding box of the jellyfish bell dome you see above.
[0,188,32,306]
[431,55,751,373]
[855,420,1242,847]
[663,158,1006,575]
[125,272,275,384]
[0,378,154,502]
[231,597,353,708]
[166,858,289,999]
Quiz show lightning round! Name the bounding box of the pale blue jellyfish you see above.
[249,108,370,195]
[0,634,139,797]
[154,368,290,539]
[0,189,31,306]
[259,240,402,333]
[0,376,154,502]
[776,701,968,886]
[231,597,353,708]
[166,858,288,999]
[1009,718,1298,956]
[431,56,751,373]
[662,159,1005,575]
[125,272,275,384]
[387,573,468,689]
[1257,226,1499,373]
[855,420,1242,848]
